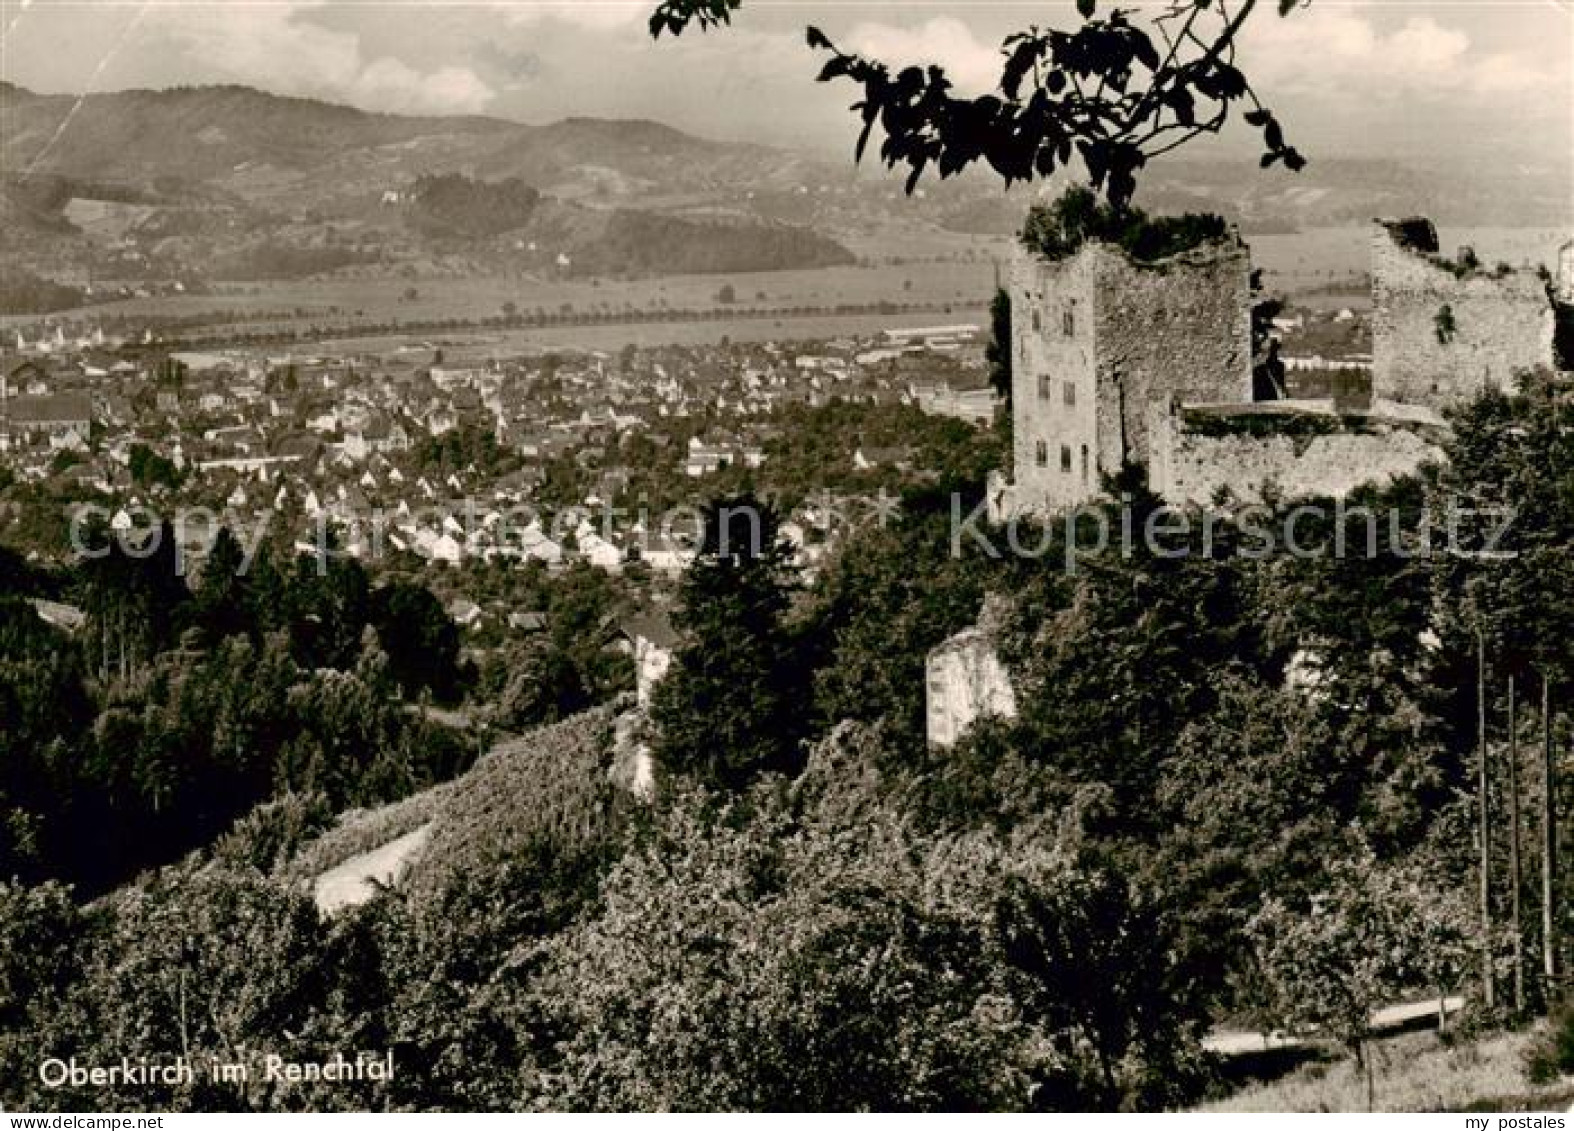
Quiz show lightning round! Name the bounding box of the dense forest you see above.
[405,174,542,240]
[1,373,1572,1110]
[0,528,476,893]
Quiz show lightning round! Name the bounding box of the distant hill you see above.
[1137,155,1573,232]
[0,83,811,196]
[0,83,511,184]
[930,155,1572,236]
[1,80,1563,307]
[0,82,854,293]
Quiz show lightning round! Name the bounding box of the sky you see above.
[0,0,1570,168]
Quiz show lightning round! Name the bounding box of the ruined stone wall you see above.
[926,628,1017,748]
[1148,401,1445,506]
[1010,247,1100,511]
[1008,236,1251,513]
[633,638,672,708]
[1092,240,1254,468]
[1371,221,1554,409]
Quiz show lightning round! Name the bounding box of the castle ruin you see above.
[994,230,1253,516]
[925,598,1018,748]
[1147,399,1448,508]
[1370,217,1555,411]
[990,211,1570,521]
[946,208,1570,747]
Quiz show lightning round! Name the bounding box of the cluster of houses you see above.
[0,322,998,592]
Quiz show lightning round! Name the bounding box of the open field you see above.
[0,254,999,349]
[6,258,999,328]
[832,219,1010,263]
[7,224,1562,348]
[61,198,158,242]
[308,305,991,358]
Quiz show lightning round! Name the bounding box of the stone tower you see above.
[1005,232,1253,514]
[1370,217,1554,410]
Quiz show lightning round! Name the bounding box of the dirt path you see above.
[1205,996,1466,1056]
[311,823,433,914]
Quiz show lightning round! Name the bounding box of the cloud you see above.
[99,2,496,114]
[496,1,646,32]
[2,0,1561,164]
[356,59,495,115]
[843,16,1003,95]
[1468,51,1557,96]
[479,17,848,146]
[1387,17,1469,77]
[1242,3,1560,100]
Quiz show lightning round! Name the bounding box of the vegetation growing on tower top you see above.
[1020,185,1230,265]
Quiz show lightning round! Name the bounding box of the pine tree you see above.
[193,526,251,643]
[986,287,1013,407]
[650,493,804,788]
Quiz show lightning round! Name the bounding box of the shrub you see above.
[279,782,455,883]
[405,707,624,907]
[1020,185,1228,265]
[1525,997,1574,1085]
[211,792,336,873]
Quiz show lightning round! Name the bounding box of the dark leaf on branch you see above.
[1003,36,1047,100]
[1211,63,1247,99]
[655,1,1306,206]
[1131,30,1160,72]
[818,56,850,83]
[855,119,875,162]
[648,0,740,38]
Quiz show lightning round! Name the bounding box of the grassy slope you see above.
[281,705,620,897]
[280,783,455,885]
[403,706,620,897]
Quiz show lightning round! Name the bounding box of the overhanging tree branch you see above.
[648,0,1308,209]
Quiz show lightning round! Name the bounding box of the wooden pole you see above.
[1478,626,1495,1010]
[1509,674,1524,1015]
[1545,675,1559,985]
